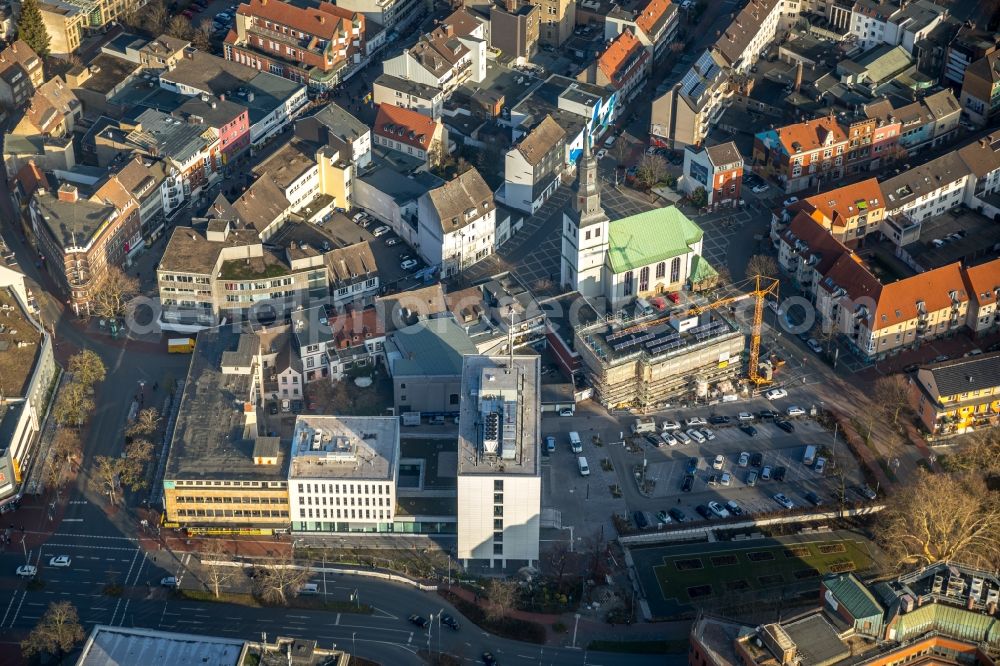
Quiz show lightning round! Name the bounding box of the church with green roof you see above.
[559,140,717,310]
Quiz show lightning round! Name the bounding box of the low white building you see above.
[417,167,496,275]
[457,355,541,568]
[288,415,399,534]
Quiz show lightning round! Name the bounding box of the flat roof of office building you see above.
[165,328,288,481]
[289,415,399,481]
[457,355,540,477]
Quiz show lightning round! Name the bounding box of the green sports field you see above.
[651,538,875,604]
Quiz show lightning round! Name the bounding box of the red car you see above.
[666,292,681,304]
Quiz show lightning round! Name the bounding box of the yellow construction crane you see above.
[611,275,780,385]
[680,275,780,385]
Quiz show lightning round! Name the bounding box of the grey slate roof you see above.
[387,317,477,377]
[924,351,1000,397]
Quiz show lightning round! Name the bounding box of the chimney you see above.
[319,15,326,23]
[794,60,803,93]
[505,0,516,11]
[57,183,79,202]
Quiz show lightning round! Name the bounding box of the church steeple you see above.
[573,136,604,223]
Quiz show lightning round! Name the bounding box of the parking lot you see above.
[539,394,866,536]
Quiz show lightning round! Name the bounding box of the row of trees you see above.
[52,350,104,429]
[88,408,159,507]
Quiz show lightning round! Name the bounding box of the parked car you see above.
[752,183,769,194]
[645,434,662,448]
[773,493,795,509]
[16,565,37,578]
[726,500,744,516]
[545,436,555,453]
[558,407,575,416]
[400,259,419,270]
[757,409,779,420]
[633,511,650,530]
[699,427,715,441]
[372,225,391,237]
[737,411,754,422]
[746,470,758,486]
[708,415,730,425]
[712,454,725,470]
[806,338,823,354]
[661,419,681,431]
[720,472,732,486]
[750,452,763,468]
[409,615,429,628]
[695,504,713,519]
[804,491,823,506]
[686,428,706,444]
[855,484,877,500]
[739,424,758,437]
[707,474,720,487]
[49,556,71,568]
[738,451,750,467]
[661,432,678,446]
[681,475,694,492]
[776,419,795,433]
[669,507,687,522]
[160,576,178,588]
[764,388,787,400]
[786,405,806,417]
[656,510,672,525]
[782,196,799,207]
[761,466,772,480]
[684,417,707,427]
[814,457,827,474]
[674,430,692,444]
[441,614,460,630]
[686,458,699,475]
[773,466,787,482]
[708,501,730,518]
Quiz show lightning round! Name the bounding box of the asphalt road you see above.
[0,534,679,666]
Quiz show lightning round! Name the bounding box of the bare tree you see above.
[44,429,82,488]
[485,579,517,623]
[746,254,779,279]
[126,407,160,439]
[876,470,1000,569]
[252,558,311,605]
[53,382,94,428]
[191,19,213,51]
[167,15,195,40]
[118,439,154,492]
[635,154,667,190]
[21,601,84,660]
[68,349,106,387]
[943,428,1000,475]
[88,456,122,506]
[202,540,234,598]
[548,542,570,580]
[90,267,140,321]
[873,375,911,426]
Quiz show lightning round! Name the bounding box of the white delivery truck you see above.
[577,456,590,476]
[631,417,657,434]
[569,431,583,453]
[803,445,817,466]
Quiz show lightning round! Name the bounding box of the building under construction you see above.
[575,308,746,410]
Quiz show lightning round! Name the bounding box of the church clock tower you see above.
[560,137,609,299]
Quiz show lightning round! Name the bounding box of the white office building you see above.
[288,415,399,533]
[457,355,541,568]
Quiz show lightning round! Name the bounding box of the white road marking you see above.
[335,613,340,625]
[62,518,84,522]
[1,591,21,627]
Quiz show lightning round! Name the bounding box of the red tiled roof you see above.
[635,0,672,37]
[332,308,382,348]
[783,211,851,275]
[374,103,439,152]
[237,0,360,41]
[775,116,847,157]
[873,263,968,331]
[597,29,648,87]
[13,161,44,199]
[962,258,1000,307]
[801,178,883,230]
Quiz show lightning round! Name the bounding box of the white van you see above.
[300,583,319,595]
[577,456,590,476]
[569,431,583,453]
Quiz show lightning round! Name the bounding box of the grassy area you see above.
[652,538,875,604]
[588,640,688,654]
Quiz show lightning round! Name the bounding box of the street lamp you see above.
[352,632,356,657]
